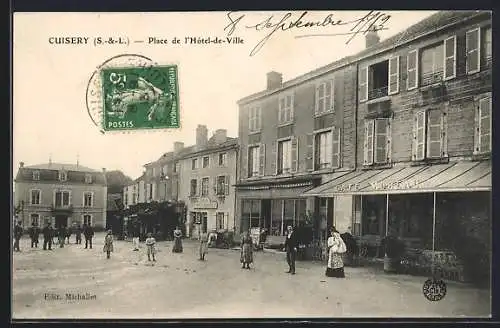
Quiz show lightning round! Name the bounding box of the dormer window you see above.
[85,174,92,184]
[58,171,68,182]
[32,170,40,181]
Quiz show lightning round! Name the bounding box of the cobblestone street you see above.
[12,233,490,319]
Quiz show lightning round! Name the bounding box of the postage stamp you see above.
[85,54,180,132]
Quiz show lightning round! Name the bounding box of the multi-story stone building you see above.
[14,161,108,230]
[235,55,358,238]
[302,11,491,280]
[178,125,238,238]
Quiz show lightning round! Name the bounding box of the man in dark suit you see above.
[284,225,298,275]
[83,223,94,249]
[13,221,24,252]
[29,223,40,248]
[42,222,54,250]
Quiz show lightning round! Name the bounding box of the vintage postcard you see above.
[12,10,492,319]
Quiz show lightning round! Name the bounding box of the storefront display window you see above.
[241,199,261,232]
[362,195,386,237]
[271,200,282,236]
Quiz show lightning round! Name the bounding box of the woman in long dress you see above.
[199,231,209,261]
[172,227,183,253]
[103,230,114,260]
[240,231,253,269]
[325,227,345,278]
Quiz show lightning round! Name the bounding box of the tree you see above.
[105,170,134,194]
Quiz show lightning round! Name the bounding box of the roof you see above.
[238,10,490,105]
[177,137,238,159]
[302,160,491,196]
[24,163,100,173]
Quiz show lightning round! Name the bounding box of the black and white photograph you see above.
[11,9,492,319]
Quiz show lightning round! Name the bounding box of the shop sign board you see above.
[193,197,218,209]
[333,178,422,193]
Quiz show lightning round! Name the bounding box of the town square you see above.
[12,10,492,319]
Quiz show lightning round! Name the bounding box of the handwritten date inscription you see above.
[224,11,391,56]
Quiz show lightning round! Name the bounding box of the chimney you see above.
[196,124,208,148]
[102,168,106,173]
[19,162,24,168]
[266,71,282,90]
[214,129,227,144]
[173,141,184,154]
[365,28,380,48]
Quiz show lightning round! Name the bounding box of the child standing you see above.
[145,232,156,262]
[103,230,114,259]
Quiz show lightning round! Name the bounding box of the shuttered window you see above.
[388,56,400,95]
[407,50,418,90]
[248,106,262,132]
[315,79,334,114]
[248,145,260,177]
[466,28,480,74]
[413,109,448,161]
[279,94,294,124]
[475,96,491,154]
[359,67,368,102]
[363,120,375,165]
[443,36,456,80]
[426,110,443,158]
[374,119,390,164]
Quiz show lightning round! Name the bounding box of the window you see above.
[58,171,67,182]
[364,119,391,165]
[278,94,294,124]
[362,60,389,101]
[146,183,153,200]
[412,109,447,161]
[124,193,128,206]
[83,192,93,207]
[248,145,261,177]
[248,106,261,132]
[482,27,492,68]
[201,177,209,196]
[190,179,198,196]
[216,212,226,230]
[30,189,41,205]
[132,192,136,205]
[313,129,340,170]
[174,162,180,173]
[161,165,168,176]
[420,43,444,86]
[218,153,227,166]
[443,36,457,80]
[202,156,210,168]
[83,214,92,226]
[474,95,491,154]
[85,174,92,184]
[191,158,198,170]
[54,191,70,207]
[30,214,40,227]
[32,171,40,181]
[152,167,156,176]
[216,176,229,195]
[277,139,292,174]
[242,200,261,231]
[388,56,400,95]
[466,28,480,74]
[315,79,334,115]
[407,50,418,90]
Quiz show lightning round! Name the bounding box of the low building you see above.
[14,161,108,230]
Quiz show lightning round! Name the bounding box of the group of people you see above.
[13,221,95,252]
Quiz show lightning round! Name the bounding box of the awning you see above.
[302,160,491,196]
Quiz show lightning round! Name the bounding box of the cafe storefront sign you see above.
[333,178,422,193]
[193,197,218,210]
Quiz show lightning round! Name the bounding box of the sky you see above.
[13,10,437,179]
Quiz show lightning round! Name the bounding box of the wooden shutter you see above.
[363,120,375,165]
[197,179,201,196]
[374,119,389,164]
[328,79,335,111]
[224,212,229,229]
[241,146,248,179]
[477,97,492,153]
[388,56,400,95]
[332,127,341,168]
[441,111,448,158]
[291,137,299,173]
[213,176,218,195]
[279,97,285,124]
[407,50,418,90]
[225,175,230,195]
[258,143,266,176]
[426,110,443,158]
[257,107,262,131]
[306,133,314,171]
[466,28,480,74]
[315,84,320,115]
[288,94,294,121]
[413,111,426,160]
[386,119,392,163]
[444,35,457,80]
[359,67,368,102]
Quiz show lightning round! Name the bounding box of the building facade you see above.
[302,11,491,281]
[14,162,108,230]
[178,125,238,239]
[235,57,358,240]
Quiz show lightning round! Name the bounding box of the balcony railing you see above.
[51,204,73,213]
[368,86,388,100]
[420,71,443,87]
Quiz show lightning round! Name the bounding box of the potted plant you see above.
[382,232,405,273]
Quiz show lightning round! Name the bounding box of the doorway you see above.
[201,212,208,233]
[55,215,68,229]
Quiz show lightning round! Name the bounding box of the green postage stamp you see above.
[101,64,180,131]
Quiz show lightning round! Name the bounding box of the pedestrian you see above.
[240,230,253,269]
[172,226,183,253]
[58,226,66,248]
[75,224,82,245]
[103,230,114,259]
[42,222,54,250]
[145,232,156,262]
[199,230,209,261]
[29,222,40,248]
[65,226,72,244]
[13,221,23,252]
[325,227,346,278]
[83,223,94,249]
[284,225,298,275]
[132,225,140,251]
